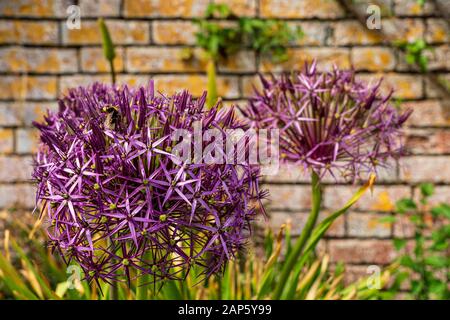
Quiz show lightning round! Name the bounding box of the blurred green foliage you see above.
[383,183,450,299]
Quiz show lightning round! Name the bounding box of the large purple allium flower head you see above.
[32,81,265,285]
[241,62,412,181]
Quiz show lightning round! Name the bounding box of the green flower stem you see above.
[107,237,118,300]
[136,250,153,300]
[272,171,322,299]
[206,56,218,109]
[109,59,116,85]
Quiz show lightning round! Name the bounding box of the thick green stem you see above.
[109,59,116,85]
[272,171,322,299]
[206,57,218,109]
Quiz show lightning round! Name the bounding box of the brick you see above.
[291,22,328,46]
[397,45,450,71]
[218,51,256,73]
[414,186,450,207]
[0,47,26,72]
[393,210,437,239]
[260,48,350,73]
[123,0,209,18]
[126,47,206,72]
[263,185,312,211]
[152,21,197,45]
[351,47,396,72]
[357,73,424,99]
[399,156,450,183]
[260,0,344,19]
[405,129,450,154]
[265,164,310,184]
[324,186,410,212]
[426,19,449,44]
[116,75,151,88]
[15,128,39,154]
[328,239,396,264]
[59,75,110,94]
[383,19,425,42]
[0,103,21,126]
[425,74,450,99]
[400,100,450,127]
[62,20,149,45]
[393,214,416,238]
[0,20,59,44]
[23,47,76,74]
[426,45,450,71]
[214,0,257,17]
[241,74,263,98]
[0,102,57,127]
[0,129,14,153]
[152,75,239,99]
[0,156,32,182]
[394,0,435,16]
[347,212,392,238]
[332,21,383,46]
[0,184,35,208]
[79,0,121,17]
[0,47,78,73]
[0,76,57,100]
[353,0,393,17]
[269,210,345,237]
[81,47,124,73]
[0,0,72,17]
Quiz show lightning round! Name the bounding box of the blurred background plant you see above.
[182,3,303,108]
[380,183,450,300]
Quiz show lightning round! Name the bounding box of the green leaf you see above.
[395,198,417,213]
[393,238,407,251]
[400,255,415,269]
[424,256,448,268]
[420,183,434,197]
[431,204,450,219]
[379,216,397,223]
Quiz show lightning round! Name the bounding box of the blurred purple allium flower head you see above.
[32,81,265,285]
[241,62,412,181]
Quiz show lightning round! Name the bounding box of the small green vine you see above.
[184,3,303,108]
[395,39,432,73]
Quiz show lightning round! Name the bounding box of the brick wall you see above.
[0,0,449,279]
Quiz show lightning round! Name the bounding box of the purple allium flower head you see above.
[241,62,412,181]
[32,81,265,285]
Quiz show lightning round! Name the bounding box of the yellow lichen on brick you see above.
[371,191,395,212]
[153,75,238,98]
[260,0,344,18]
[426,19,449,44]
[358,73,423,99]
[0,0,55,17]
[0,21,57,44]
[126,48,206,72]
[261,48,350,72]
[153,21,197,45]
[333,21,383,45]
[0,76,57,100]
[81,48,124,73]
[352,48,396,71]
[124,0,208,17]
[0,129,14,153]
[64,21,149,45]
